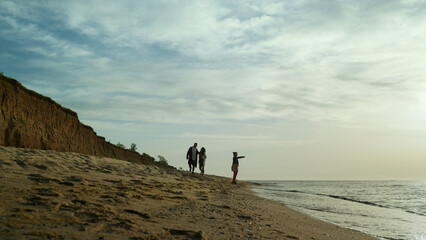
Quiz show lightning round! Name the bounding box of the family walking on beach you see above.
[186,143,245,184]
[186,143,207,174]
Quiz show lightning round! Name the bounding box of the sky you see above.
[1,0,425,180]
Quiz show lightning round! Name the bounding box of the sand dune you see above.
[0,146,378,239]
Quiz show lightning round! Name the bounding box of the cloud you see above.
[179,132,310,146]
[2,0,426,180]
[1,0,425,127]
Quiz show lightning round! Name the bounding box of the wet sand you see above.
[0,146,378,239]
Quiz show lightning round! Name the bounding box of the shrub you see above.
[157,155,168,165]
[115,142,126,149]
[142,153,155,162]
[130,143,137,152]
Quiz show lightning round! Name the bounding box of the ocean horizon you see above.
[251,180,426,240]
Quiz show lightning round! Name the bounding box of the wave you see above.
[276,189,426,218]
[325,194,388,208]
[277,189,388,208]
[378,236,406,240]
[406,210,426,217]
[253,182,426,240]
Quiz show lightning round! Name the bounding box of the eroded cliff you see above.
[0,74,154,164]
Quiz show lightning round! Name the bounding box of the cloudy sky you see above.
[1,0,425,180]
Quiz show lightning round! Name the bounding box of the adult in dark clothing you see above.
[186,143,198,173]
[199,147,207,174]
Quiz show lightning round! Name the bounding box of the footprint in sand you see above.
[31,164,48,170]
[166,229,207,240]
[36,188,60,197]
[124,209,151,220]
[28,174,75,186]
[14,160,26,168]
[28,174,59,183]
[26,196,49,206]
[63,176,83,183]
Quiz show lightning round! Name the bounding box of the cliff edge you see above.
[0,74,154,164]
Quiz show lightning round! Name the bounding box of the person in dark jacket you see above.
[186,143,198,173]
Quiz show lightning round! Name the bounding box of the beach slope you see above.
[0,146,378,239]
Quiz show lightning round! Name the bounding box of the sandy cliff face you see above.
[0,74,154,164]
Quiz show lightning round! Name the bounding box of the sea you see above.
[251,181,426,240]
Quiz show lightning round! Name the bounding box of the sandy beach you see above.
[0,146,378,240]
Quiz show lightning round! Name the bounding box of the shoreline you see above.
[0,146,379,239]
[247,183,380,239]
[244,185,380,240]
